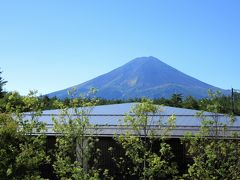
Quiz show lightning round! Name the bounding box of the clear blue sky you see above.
[0,0,239,95]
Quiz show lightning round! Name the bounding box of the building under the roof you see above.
[24,103,240,179]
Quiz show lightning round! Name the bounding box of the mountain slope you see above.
[47,56,228,99]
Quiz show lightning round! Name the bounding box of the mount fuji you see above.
[47,56,229,99]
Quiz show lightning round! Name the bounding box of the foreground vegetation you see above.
[0,70,240,179]
[1,92,239,179]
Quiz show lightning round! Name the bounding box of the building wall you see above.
[42,136,189,179]
[94,137,189,179]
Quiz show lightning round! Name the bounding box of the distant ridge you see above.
[46,56,229,99]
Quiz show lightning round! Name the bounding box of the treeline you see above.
[1,90,240,115]
[27,91,240,116]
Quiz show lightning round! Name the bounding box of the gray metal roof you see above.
[23,103,240,137]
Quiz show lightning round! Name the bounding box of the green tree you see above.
[183,96,199,110]
[52,89,107,179]
[114,99,178,180]
[182,92,240,179]
[233,90,240,115]
[170,93,183,107]
[0,91,49,179]
[0,69,7,98]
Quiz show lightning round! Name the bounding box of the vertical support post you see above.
[232,88,235,114]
